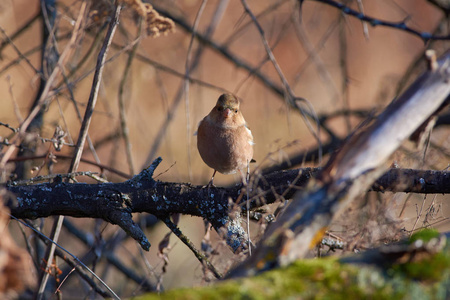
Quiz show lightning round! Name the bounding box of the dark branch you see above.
[310,0,450,42]
[5,162,450,252]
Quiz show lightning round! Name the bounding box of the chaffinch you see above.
[197,93,254,186]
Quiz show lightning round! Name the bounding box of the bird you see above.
[197,93,254,186]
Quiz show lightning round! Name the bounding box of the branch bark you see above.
[5,164,449,250]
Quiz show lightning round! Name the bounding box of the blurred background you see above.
[0,0,449,297]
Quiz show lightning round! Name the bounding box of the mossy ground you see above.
[409,228,440,244]
[134,230,450,300]
[391,229,450,282]
[134,258,401,300]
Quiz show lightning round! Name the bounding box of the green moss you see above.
[386,229,450,282]
[409,228,440,244]
[133,231,450,299]
[134,258,408,300]
[392,252,450,282]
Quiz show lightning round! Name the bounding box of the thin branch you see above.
[161,217,223,279]
[154,4,285,98]
[119,45,229,93]
[144,1,227,167]
[0,12,40,56]
[356,0,369,39]
[224,0,290,45]
[234,7,295,95]
[292,12,340,87]
[69,4,121,173]
[8,171,100,186]
[61,219,156,291]
[0,25,41,75]
[38,2,121,298]
[0,45,41,76]
[240,0,295,101]
[0,1,87,170]
[227,49,450,278]
[240,0,323,163]
[0,121,18,133]
[118,22,142,175]
[8,154,132,179]
[291,8,341,104]
[338,10,352,133]
[184,0,209,180]
[395,16,448,96]
[8,217,120,299]
[311,0,450,42]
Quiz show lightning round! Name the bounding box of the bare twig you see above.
[58,59,103,168]
[8,216,120,299]
[37,2,121,298]
[312,0,450,42]
[0,1,87,170]
[338,12,352,133]
[61,219,156,291]
[234,8,294,95]
[121,45,229,93]
[184,0,209,180]
[0,25,41,75]
[154,4,285,99]
[6,75,24,124]
[0,121,18,133]
[8,154,131,179]
[57,26,106,85]
[8,171,99,186]
[0,12,40,56]
[161,217,223,279]
[144,0,227,167]
[356,0,369,39]
[291,9,340,104]
[411,196,427,235]
[292,14,340,87]
[240,0,295,100]
[118,22,142,175]
[0,46,40,79]
[69,6,121,173]
[224,0,290,45]
[240,0,323,163]
[227,50,450,278]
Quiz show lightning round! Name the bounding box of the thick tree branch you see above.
[4,165,449,251]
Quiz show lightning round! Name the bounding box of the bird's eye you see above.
[234,109,238,113]
[217,107,223,112]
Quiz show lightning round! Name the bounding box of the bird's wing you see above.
[245,124,254,145]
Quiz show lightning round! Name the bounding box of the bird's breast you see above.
[197,118,253,174]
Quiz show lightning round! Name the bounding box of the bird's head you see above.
[207,93,246,128]
[214,93,240,118]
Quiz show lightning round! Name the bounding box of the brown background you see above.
[0,0,449,292]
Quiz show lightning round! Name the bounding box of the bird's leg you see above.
[237,160,251,188]
[204,170,217,188]
[237,170,246,188]
[240,161,252,256]
[246,159,250,184]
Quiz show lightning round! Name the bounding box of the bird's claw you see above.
[202,179,216,189]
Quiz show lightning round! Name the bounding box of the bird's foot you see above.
[202,178,216,189]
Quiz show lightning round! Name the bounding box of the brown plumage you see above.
[197,93,254,185]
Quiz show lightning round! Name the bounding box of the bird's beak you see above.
[223,108,231,118]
